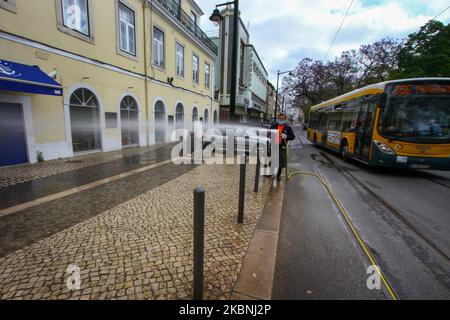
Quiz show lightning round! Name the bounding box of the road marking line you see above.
[0,159,174,218]
[288,170,399,300]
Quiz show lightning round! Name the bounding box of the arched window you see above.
[175,103,185,129]
[192,106,199,131]
[154,100,166,143]
[204,109,209,125]
[120,96,139,147]
[214,110,218,125]
[69,88,101,153]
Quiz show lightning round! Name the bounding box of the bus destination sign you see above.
[393,84,450,96]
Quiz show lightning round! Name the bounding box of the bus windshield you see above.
[379,83,450,144]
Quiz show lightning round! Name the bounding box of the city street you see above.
[273,126,450,300]
[0,0,449,308]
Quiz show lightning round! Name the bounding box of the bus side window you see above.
[342,99,361,132]
[311,112,319,129]
[318,112,326,131]
[328,112,343,131]
[342,111,353,132]
[353,104,364,130]
[323,112,330,131]
[309,112,315,129]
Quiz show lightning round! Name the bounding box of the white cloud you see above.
[196,0,450,83]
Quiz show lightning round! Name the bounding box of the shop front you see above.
[0,59,63,167]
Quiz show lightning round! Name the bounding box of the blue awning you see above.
[0,59,63,96]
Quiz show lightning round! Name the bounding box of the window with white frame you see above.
[153,26,165,68]
[61,0,90,36]
[118,2,136,56]
[176,42,185,77]
[192,54,199,84]
[204,63,210,89]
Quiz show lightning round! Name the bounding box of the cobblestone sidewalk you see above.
[0,163,271,300]
[0,144,164,189]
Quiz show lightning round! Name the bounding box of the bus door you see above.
[354,102,377,159]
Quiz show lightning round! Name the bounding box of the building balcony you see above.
[156,0,218,55]
[220,93,250,108]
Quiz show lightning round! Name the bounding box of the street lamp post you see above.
[210,1,239,123]
[274,70,292,120]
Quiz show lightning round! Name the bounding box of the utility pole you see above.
[230,0,239,123]
[274,70,292,119]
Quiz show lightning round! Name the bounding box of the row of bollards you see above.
[192,153,262,300]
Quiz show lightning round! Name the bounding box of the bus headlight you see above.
[374,140,396,155]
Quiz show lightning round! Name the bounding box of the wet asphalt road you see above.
[273,126,450,300]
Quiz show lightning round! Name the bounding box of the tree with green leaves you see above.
[283,38,401,113]
[392,20,450,78]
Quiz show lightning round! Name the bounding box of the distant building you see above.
[213,7,268,123]
[266,81,277,122]
[283,96,299,122]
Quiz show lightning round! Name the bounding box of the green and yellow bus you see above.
[307,78,450,170]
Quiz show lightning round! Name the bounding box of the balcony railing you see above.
[156,0,218,55]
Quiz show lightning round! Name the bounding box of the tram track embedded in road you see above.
[319,151,450,263]
[287,169,398,300]
[414,172,450,190]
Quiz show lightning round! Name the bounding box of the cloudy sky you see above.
[196,0,450,83]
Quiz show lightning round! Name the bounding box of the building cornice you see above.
[187,0,204,16]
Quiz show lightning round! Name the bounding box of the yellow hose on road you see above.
[287,170,399,301]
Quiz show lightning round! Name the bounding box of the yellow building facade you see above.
[0,0,219,166]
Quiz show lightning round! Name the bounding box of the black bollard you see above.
[238,155,246,224]
[254,149,260,193]
[193,187,205,300]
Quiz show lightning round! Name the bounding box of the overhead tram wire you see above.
[323,0,354,62]
[321,3,447,62]
[431,5,450,21]
[415,5,449,36]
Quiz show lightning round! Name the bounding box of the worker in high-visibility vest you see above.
[271,114,296,181]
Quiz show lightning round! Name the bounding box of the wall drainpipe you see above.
[143,0,150,146]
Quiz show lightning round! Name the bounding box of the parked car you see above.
[203,126,272,157]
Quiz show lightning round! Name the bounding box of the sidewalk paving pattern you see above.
[0,161,195,257]
[0,144,165,189]
[0,164,271,300]
[0,144,176,210]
